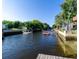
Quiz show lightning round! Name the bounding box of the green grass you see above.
[60,28,77,34]
[71,30,77,34]
[11,28,22,31]
[60,29,65,32]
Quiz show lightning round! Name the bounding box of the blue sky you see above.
[3,0,64,26]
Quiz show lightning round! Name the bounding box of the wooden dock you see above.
[36,54,73,59]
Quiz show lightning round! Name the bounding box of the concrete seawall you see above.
[54,30,77,58]
[3,30,22,37]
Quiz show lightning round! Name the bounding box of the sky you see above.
[3,0,64,26]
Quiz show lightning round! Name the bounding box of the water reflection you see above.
[3,31,63,59]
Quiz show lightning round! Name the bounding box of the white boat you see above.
[22,27,32,34]
[23,31,32,34]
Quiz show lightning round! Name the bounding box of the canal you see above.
[2,31,64,59]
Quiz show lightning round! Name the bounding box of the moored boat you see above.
[23,31,32,34]
[42,31,50,35]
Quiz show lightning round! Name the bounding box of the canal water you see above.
[2,31,64,59]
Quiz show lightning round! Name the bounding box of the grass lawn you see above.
[60,29,77,34]
[71,30,77,34]
[11,28,22,31]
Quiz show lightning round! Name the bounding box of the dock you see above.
[36,54,73,59]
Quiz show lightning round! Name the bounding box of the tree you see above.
[43,23,50,30]
[2,20,14,29]
[23,21,33,30]
[32,20,43,30]
[53,0,77,31]
[13,21,22,29]
[55,14,64,28]
[61,0,77,23]
[2,20,51,31]
[52,24,56,29]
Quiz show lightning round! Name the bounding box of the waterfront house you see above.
[72,16,77,30]
[2,24,8,30]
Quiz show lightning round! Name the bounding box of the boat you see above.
[42,31,50,35]
[22,27,32,34]
[22,29,32,34]
[23,31,32,34]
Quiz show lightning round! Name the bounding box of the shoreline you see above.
[54,29,77,58]
[3,30,22,37]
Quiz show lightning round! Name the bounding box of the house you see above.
[72,16,77,30]
[2,24,7,30]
